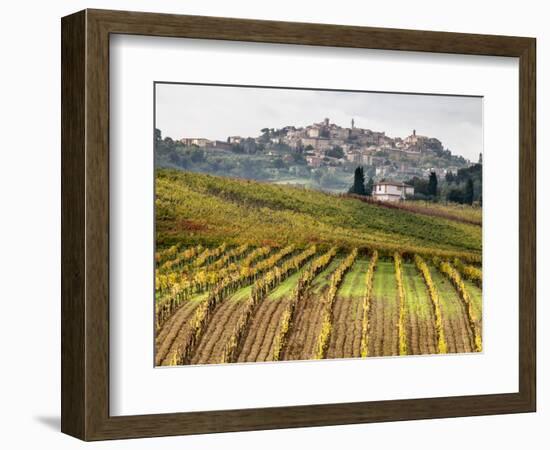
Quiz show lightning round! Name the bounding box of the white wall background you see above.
[0,1,546,448]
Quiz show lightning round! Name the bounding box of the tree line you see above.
[406,163,482,204]
[348,162,482,205]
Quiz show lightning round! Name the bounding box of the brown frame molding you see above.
[61,9,536,441]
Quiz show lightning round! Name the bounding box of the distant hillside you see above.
[156,169,481,261]
[155,124,472,193]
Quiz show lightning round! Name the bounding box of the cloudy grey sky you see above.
[155,83,483,162]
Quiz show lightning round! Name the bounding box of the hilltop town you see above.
[156,118,474,193]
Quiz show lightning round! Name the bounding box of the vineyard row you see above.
[155,245,483,365]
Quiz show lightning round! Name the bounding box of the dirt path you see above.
[253,300,289,362]
[236,269,305,363]
[190,286,251,365]
[326,259,368,359]
[154,295,205,366]
[282,258,342,361]
[368,260,399,357]
[402,263,437,355]
[429,265,475,354]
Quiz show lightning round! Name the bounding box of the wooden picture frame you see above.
[61,9,536,441]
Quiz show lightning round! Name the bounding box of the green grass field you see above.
[310,258,342,294]
[402,262,433,321]
[368,259,399,356]
[156,170,481,260]
[338,258,369,299]
[267,267,306,301]
[402,200,482,225]
[401,262,438,355]
[373,260,398,298]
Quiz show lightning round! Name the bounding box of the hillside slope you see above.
[156,170,481,260]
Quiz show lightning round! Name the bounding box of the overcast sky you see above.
[155,83,483,162]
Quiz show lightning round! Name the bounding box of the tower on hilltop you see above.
[351,118,355,129]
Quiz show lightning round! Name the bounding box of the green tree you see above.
[190,148,205,163]
[348,166,366,195]
[292,152,307,165]
[259,128,271,143]
[445,171,455,183]
[365,177,374,196]
[326,146,345,159]
[428,171,438,198]
[272,158,286,169]
[464,178,474,205]
[448,188,464,204]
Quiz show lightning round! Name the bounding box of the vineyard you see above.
[154,170,482,366]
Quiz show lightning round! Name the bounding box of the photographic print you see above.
[154,83,483,367]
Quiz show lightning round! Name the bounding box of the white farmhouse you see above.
[180,137,212,147]
[372,181,414,202]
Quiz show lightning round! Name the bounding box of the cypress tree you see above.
[428,171,438,198]
[464,178,474,205]
[349,166,366,195]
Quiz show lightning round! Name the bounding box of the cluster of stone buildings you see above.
[182,118,443,157]
[273,118,457,179]
[274,117,443,158]
[180,118,463,183]
[280,117,393,154]
[180,137,233,150]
